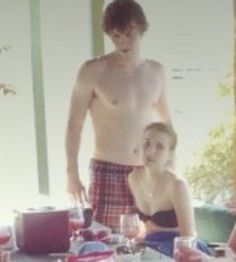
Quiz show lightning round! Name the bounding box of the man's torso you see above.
[87,54,165,165]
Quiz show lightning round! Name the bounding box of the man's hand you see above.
[67,173,88,205]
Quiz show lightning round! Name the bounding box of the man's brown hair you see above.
[102,0,148,34]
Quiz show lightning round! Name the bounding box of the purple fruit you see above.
[96,230,109,240]
[80,229,95,241]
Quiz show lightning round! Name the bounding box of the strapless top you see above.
[137,209,178,228]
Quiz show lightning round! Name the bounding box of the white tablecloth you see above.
[114,247,174,261]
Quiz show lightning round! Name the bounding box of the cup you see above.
[0,250,11,262]
[120,214,139,253]
[173,236,196,262]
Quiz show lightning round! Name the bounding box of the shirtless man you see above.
[65,0,172,231]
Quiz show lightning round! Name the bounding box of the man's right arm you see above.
[65,61,95,203]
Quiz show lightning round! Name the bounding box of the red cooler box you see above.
[14,207,70,254]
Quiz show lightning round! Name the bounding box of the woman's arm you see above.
[172,178,196,236]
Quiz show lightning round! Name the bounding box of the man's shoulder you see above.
[145,59,164,71]
[80,55,109,73]
[84,54,110,67]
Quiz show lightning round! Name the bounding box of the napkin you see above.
[67,241,114,262]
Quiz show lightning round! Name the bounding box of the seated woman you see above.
[128,122,208,257]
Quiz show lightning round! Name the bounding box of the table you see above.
[10,222,174,261]
[12,251,64,262]
[11,249,173,262]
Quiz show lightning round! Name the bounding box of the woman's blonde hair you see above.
[145,122,177,150]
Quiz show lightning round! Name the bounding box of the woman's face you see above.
[142,129,172,168]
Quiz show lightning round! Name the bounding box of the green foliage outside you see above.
[184,75,235,204]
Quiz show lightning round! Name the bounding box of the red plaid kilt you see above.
[88,159,135,232]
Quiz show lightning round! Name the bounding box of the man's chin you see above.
[144,159,155,165]
[120,49,131,53]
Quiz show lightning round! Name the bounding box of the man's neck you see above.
[113,49,143,67]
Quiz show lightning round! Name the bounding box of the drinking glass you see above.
[120,214,139,253]
[69,206,85,242]
[0,225,12,262]
[173,236,196,262]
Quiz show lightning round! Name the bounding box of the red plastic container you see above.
[14,207,70,254]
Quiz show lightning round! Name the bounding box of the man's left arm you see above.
[155,85,172,125]
[153,65,173,126]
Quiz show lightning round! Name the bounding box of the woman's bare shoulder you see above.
[166,171,189,192]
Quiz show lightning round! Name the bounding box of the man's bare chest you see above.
[93,70,162,109]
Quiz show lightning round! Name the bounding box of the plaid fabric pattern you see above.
[88,159,135,232]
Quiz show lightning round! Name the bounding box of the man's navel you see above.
[111,99,118,105]
[133,148,139,155]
